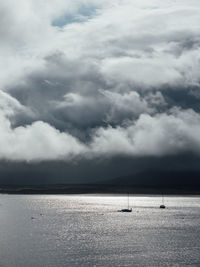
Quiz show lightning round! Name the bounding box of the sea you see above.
[0,194,200,267]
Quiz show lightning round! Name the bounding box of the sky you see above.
[0,0,200,184]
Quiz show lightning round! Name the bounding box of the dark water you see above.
[0,194,200,267]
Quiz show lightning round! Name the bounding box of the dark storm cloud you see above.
[0,0,200,165]
[1,154,200,185]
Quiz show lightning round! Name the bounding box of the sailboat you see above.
[160,194,166,209]
[119,193,132,212]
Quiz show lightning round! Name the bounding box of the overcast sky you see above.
[1,0,200,183]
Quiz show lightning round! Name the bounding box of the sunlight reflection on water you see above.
[0,194,200,267]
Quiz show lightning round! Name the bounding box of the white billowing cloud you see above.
[55,92,92,108]
[0,108,199,161]
[0,0,106,47]
[1,0,200,89]
[0,90,27,116]
[100,90,153,122]
[0,114,86,161]
[0,0,107,88]
[56,0,200,88]
[101,56,183,88]
[90,109,200,157]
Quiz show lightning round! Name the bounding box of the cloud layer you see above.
[1,0,200,161]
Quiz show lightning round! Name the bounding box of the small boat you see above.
[159,204,166,209]
[119,193,132,212]
[120,208,132,212]
[160,194,166,209]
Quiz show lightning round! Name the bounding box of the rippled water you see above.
[0,194,200,267]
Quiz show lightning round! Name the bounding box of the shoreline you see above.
[0,184,200,196]
[1,195,200,198]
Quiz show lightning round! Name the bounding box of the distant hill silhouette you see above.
[102,170,200,188]
[0,170,200,194]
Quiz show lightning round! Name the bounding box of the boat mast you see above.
[128,193,129,209]
[162,194,164,205]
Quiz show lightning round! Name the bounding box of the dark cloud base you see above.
[0,154,200,187]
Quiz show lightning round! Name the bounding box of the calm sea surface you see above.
[0,194,200,267]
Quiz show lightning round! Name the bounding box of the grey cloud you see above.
[1,0,200,163]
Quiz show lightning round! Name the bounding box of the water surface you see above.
[0,194,200,266]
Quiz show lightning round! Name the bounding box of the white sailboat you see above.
[160,194,166,209]
[119,193,132,212]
